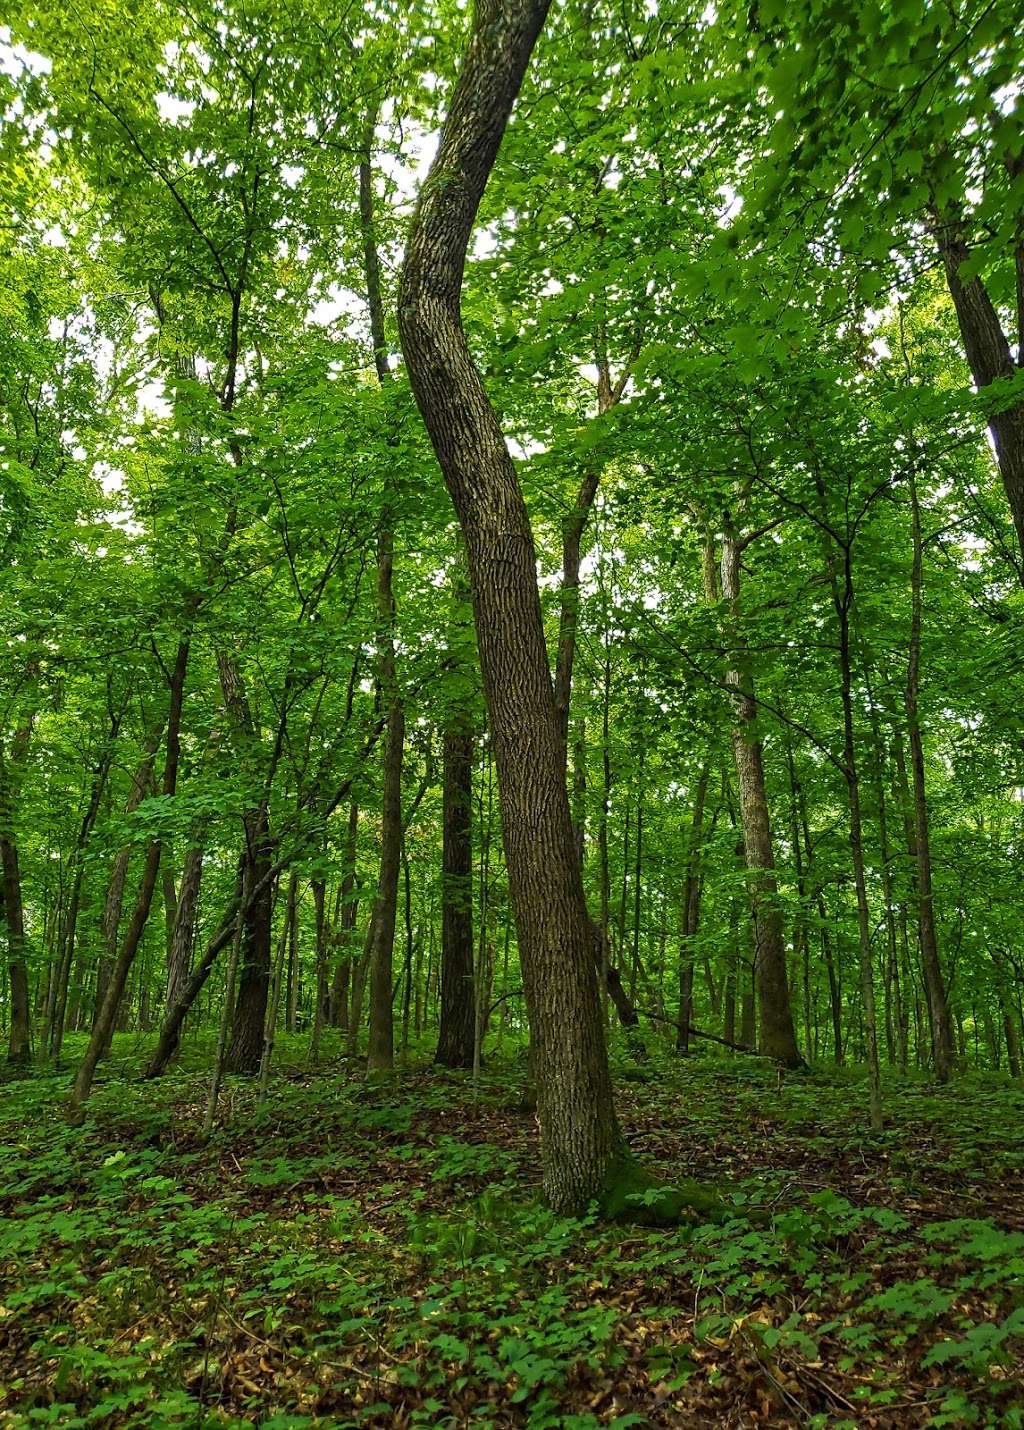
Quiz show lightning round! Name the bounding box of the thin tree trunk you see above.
[360,115,404,1077]
[676,763,709,1055]
[905,467,954,1081]
[309,877,329,1062]
[69,639,190,1115]
[719,532,802,1067]
[329,802,359,1029]
[224,817,274,1074]
[165,842,203,1023]
[436,722,475,1068]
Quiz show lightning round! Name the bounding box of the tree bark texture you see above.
[399,0,626,1211]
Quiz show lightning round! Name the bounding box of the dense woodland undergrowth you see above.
[3,1040,1024,1428]
[3,0,1024,1422]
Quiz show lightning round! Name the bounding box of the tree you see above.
[399,0,629,1212]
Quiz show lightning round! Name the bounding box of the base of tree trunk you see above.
[598,1154,769,1226]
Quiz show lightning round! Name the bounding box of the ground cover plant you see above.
[2,1036,1023,1427]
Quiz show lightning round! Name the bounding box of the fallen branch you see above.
[639,1008,766,1057]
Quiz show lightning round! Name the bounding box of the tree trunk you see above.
[399,0,628,1212]
[145,866,244,1078]
[329,802,359,1029]
[359,115,405,1077]
[1,821,30,1067]
[309,877,328,1062]
[935,222,1024,565]
[676,763,709,1055]
[95,731,163,1056]
[165,842,203,1025]
[436,722,475,1068]
[719,533,802,1067]
[905,467,955,1081]
[70,639,190,1115]
[835,581,883,1131]
[366,696,405,1073]
[224,816,274,1075]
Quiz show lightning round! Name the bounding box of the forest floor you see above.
[1,1036,1022,1430]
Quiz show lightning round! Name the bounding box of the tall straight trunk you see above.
[2,695,39,1067]
[258,891,291,1105]
[285,871,299,1033]
[676,763,709,1054]
[796,744,844,1063]
[783,736,813,1063]
[366,696,404,1073]
[991,949,1022,1078]
[400,847,416,1058]
[905,468,954,1081]
[598,626,612,1022]
[813,473,882,1124]
[858,635,906,1072]
[1,818,30,1067]
[309,877,328,1062]
[834,581,883,1131]
[346,917,375,1057]
[70,639,190,1115]
[360,115,405,1076]
[436,722,475,1068]
[399,0,628,1212]
[330,802,359,1029]
[723,896,740,1050]
[719,533,802,1067]
[630,775,643,1003]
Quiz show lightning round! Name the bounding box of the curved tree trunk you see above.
[935,221,1024,567]
[399,0,627,1212]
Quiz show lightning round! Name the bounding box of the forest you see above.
[1,0,1023,1424]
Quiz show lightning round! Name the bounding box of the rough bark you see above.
[935,223,1024,566]
[399,0,628,1212]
